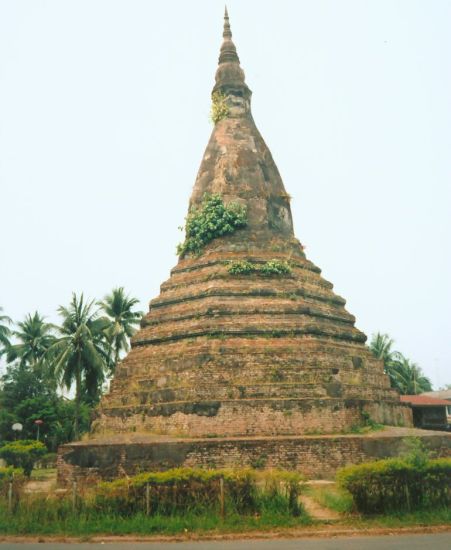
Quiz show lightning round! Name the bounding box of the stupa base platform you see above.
[57,427,451,486]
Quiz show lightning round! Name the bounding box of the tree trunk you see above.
[74,360,82,441]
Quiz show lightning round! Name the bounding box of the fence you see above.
[0,467,303,519]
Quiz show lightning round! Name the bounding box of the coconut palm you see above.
[0,307,12,356]
[6,312,55,367]
[369,332,400,386]
[98,287,142,373]
[369,332,395,366]
[47,294,110,439]
[390,355,433,395]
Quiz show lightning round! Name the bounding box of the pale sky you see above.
[1,0,450,388]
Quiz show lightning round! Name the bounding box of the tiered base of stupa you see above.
[57,427,451,486]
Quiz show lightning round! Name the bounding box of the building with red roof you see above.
[400,395,451,430]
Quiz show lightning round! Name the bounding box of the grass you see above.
[342,508,451,528]
[305,484,353,514]
[30,468,57,481]
[305,482,451,528]
[1,477,449,537]
[0,500,311,536]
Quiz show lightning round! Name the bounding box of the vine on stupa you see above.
[210,91,230,124]
[177,193,247,257]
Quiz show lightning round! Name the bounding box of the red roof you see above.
[400,395,451,406]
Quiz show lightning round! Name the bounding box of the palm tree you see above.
[0,307,12,357]
[98,287,142,373]
[6,312,55,367]
[390,354,433,395]
[369,332,395,366]
[47,294,110,440]
[369,332,400,386]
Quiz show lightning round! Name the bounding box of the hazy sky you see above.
[1,0,450,388]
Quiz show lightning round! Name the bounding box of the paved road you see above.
[1,533,451,549]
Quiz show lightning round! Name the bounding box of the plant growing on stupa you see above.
[177,193,247,257]
[210,91,229,124]
[228,260,292,276]
[227,260,255,275]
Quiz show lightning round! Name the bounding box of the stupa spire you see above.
[214,7,250,98]
[223,6,232,39]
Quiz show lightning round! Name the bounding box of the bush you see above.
[259,260,292,276]
[0,440,47,477]
[337,457,451,514]
[177,194,247,257]
[35,452,57,469]
[0,467,26,497]
[227,260,255,275]
[94,468,303,517]
[228,260,292,277]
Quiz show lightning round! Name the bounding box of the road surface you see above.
[1,533,451,549]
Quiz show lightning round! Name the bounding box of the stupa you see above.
[58,10,451,483]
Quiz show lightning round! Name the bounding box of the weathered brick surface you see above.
[57,430,451,486]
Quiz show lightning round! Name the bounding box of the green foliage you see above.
[0,466,24,481]
[98,287,143,375]
[401,437,430,468]
[337,456,451,514]
[306,484,353,514]
[210,91,229,124]
[0,503,311,536]
[95,468,303,517]
[6,312,55,367]
[47,293,110,439]
[369,332,432,394]
[260,260,292,276]
[0,359,91,450]
[0,307,12,356]
[0,467,25,498]
[228,260,292,277]
[227,260,255,275]
[0,440,46,477]
[177,194,247,257]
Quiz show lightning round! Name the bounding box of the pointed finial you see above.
[223,6,232,39]
[214,7,251,101]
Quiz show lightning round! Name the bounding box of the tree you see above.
[0,307,12,357]
[369,332,395,366]
[0,360,90,450]
[98,287,142,373]
[390,355,433,395]
[6,312,55,368]
[0,440,46,477]
[47,293,109,440]
[369,332,432,395]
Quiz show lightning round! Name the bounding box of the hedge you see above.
[337,457,451,514]
[94,468,302,516]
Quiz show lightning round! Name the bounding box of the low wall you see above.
[57,430,451,487]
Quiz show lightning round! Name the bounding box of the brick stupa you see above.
[58,11,451,483]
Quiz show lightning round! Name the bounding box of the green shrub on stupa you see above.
[177,194,247,257]
[228,259,291,276]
